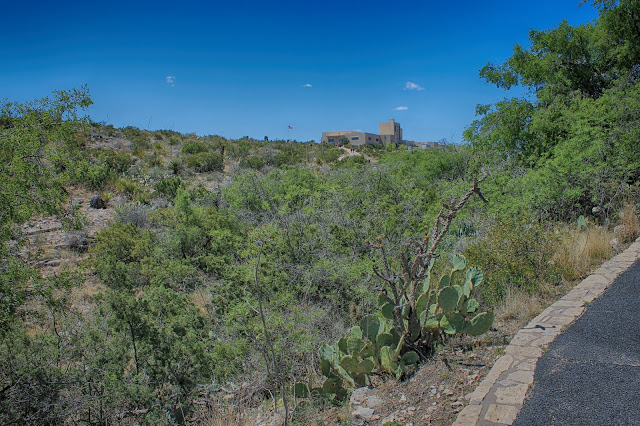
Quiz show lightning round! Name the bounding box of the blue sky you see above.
[2,1,598,142]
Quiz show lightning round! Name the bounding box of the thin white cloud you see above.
[166,75,176,86]
[404,81,424,91]
[303,83,312,88]
[394,106,408,111]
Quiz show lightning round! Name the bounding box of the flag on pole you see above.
[288,125,294,129]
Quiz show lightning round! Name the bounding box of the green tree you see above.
[0,86,92,247]
[465,2,640,218]
[0,87,92,333]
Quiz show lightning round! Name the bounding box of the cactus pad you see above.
[437,286,459,312]
[464,311,494,336]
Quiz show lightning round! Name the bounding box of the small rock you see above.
[399,394,407,403]
[352,406,375,420]
[407,406,416,412]
[366,395,383,408]
[131,156,138,164]
[89,194,106,209]
[444,388,454,396]
[350,387,369,405]
[381,412,399,424]
[451,401,463,407]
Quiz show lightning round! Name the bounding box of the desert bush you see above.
[100,191,114,203]
[65,231,90,253]
[181,141,209,154]
[316,144,341,164]
[145,152,164,167]
[166,159,181,176]
[273,145,304,166]
[186,152,224,173]
[69,161,111,191]
[114,203,150,228]
[240,155,265,170]
[114,177,140,196]
[153,141,167,153]
[122,126,150,150]
[154,176,184,199]
[98,149,131,174]
[465,217,560,304]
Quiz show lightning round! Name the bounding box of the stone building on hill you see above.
[321,119,438,148]
[321,119,402,147]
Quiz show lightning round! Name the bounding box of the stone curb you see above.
[453,237,640,426]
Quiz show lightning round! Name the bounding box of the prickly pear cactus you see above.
[413,254,493,339]
[318,254,493,391]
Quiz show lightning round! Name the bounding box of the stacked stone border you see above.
[453,237,640,426]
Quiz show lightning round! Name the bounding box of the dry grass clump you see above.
[198,406,249,426]
[553,224,613,281]
[496,286,546,329]
[617,203,640,243]
[584,226,614,260]
[191,288,213,315]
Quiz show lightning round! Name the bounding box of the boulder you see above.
[89,194,106,209]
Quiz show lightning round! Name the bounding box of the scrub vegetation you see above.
[1,1,640,424]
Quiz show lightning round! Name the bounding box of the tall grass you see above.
[553,225,613,281]
[617,203,640,243]
[198,406,249,426]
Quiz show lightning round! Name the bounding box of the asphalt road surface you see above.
[514,260,640,425]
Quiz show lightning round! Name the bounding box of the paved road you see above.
[514,260,640,425]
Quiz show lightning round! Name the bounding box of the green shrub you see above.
[146,152,164,167]
[154,176,184,199]
[240,155,265,170]
[272,144,304,166]
[168,159,183,175]
[70,161,111,191]
[186,152,223,173]
[113,178,148,201]
[465,218,560,304]
[316,144,341,164]
[99,150,131,174]
[180,141,209,154]
[122,126,150,150]
[92,222,156,289]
